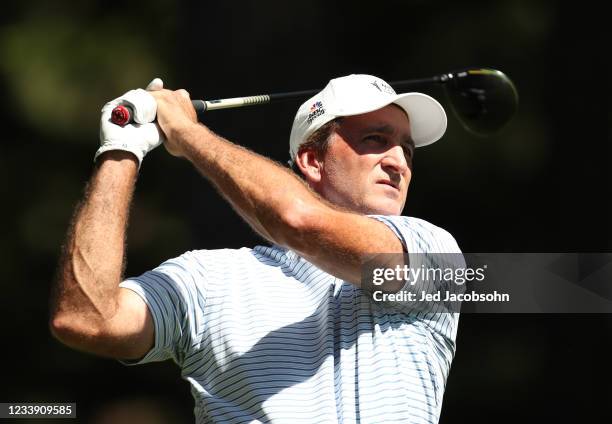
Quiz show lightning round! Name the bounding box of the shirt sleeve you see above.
[368,215,464,334]
[369,215,462,255]
[369,215,464,283]
[118,251,207,366]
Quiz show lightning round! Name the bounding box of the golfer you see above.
[51,74,462,423]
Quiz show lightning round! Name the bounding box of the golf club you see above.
[111,68,518,136]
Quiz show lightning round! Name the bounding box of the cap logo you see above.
[306,101,325,124]
[371,80,395,95]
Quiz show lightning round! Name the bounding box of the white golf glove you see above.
[95,78,165,167]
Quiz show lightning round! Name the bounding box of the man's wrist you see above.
[167,122,210,159]
[95,150,140,172]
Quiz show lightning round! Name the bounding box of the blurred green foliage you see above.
[0,1,610,422]
[0,2,175,139]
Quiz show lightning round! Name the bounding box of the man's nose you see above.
[381,145,409,175]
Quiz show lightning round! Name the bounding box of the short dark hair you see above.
[289,119,341,176]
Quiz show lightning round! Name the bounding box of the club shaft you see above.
[112,73,450,124]
[197,76,442,113]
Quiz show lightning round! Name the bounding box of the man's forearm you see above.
[148,87,403,284]
[174,123,326,247]
[51,152,138,337]
[169,123,403,284]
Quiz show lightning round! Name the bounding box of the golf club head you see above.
[441,68,518,136]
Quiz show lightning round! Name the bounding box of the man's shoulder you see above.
[162,245,296,271]
[370,214,461,253]
[371,214,455,236]
[406,216,457,240]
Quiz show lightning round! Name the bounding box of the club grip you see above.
[110,100,207,126]
[110,104,133,126]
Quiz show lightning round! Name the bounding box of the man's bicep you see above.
[101,287,154,360]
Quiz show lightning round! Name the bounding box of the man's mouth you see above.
[377,179,400,190]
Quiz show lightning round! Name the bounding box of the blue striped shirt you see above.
[120,215,462,423]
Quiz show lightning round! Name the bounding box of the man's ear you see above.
[295,149,323,184]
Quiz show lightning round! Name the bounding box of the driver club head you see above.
[441,68,519,136]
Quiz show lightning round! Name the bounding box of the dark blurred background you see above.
[1,0,611,422]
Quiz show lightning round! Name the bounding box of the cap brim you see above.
[392,93,447,147]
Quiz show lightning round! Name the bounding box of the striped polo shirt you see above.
[120,215,462,423]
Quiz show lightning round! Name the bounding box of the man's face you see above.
[317,104,414,216]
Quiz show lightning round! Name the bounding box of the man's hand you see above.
[95,79,166,167]
[147,88,198,157]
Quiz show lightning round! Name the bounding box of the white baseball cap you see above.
[289,74,447,160]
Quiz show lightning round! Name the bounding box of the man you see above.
[50,74,461,423]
